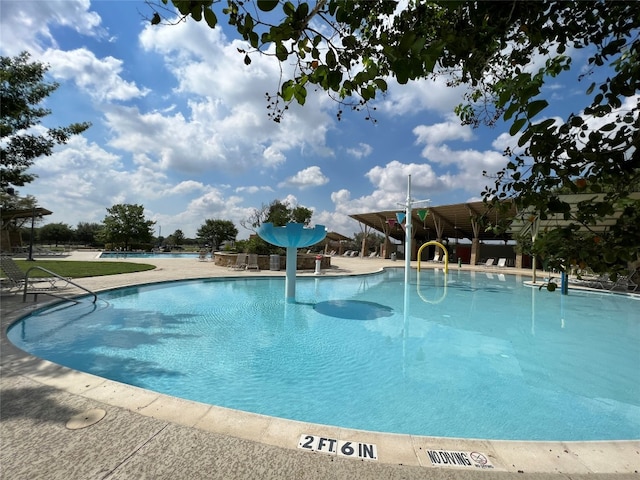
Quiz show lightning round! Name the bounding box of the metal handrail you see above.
[23,266,97,303]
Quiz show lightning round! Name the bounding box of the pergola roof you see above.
[1,207,53,224]
[350,200,517,243]
[325,231,351,242]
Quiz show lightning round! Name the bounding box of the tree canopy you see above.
[241,199,313,229]
[196,219,238,249]
[0,52,91,192]
[100,204,156,250]
[151,1,639,272]
[39,222,73,246]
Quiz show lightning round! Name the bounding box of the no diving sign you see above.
[427,449,494,469]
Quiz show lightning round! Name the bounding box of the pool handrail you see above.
[23,265,97,303]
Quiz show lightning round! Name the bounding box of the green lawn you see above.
[4,260,156,278]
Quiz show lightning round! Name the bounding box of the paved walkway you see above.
[1,252,638,479]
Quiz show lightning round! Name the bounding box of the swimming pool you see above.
[8,268,639,441]
[99,252,199,259]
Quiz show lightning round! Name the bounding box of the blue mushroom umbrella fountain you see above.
[257,222,327,302]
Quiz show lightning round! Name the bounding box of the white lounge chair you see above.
[496,258,507,268]
[0,256,70,293]
[609,269,638,292]
[483,258,495,267]
[246,253,260,271]
[230,253,247,270]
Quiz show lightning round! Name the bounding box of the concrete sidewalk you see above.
[1,252,638,479]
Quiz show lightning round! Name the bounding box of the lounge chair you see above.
[246,253,260,271]
[483,258,495,267]
[0,256,70,293]
[230,253,247,270]
[496,258,507,268]
[429,253,441,263]
[609,269,638,292]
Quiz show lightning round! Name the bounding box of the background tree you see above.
[353,230,384,257]
[39,222,73,247]
[152,1,639,273]
[75,222,102,247]
[1,52,90,193]
[241,199,314,230]
[166,229,185,247]
[100,204,155,250]
[196,219,238,250]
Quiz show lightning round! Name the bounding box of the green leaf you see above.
[257,0,279,12]
[503,103,518,121]
[276,43,288,61]
[526,99,548,119]
[518,127,534,147]
[281,81,294,101]
[374,78,388,91]
[510,117,526,136]
[536,118,555,130]
[244,54,252,65]
[151,12,161,25]
[325,49,336,68]
[283,1,295,16]
[293,84,307,104]
[203,8,217,28]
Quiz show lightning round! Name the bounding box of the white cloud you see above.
[378,75,468,117]
[235,185,275,194]
[278,166,329,189]
[135,18,336,174]
[346,143,374,159]
[0,0,103,56]
[45,48,149,102]
[413,120,474,146]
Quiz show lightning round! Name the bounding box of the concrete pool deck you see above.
[1,251,638,479]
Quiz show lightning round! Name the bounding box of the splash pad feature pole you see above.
[405,177,412,287]
[397,175,430,287]
[257,223,327,303]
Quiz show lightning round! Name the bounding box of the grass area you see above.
[4,260,156,278]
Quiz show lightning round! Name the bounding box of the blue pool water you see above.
[8,268,640,441]
[100,252,199,259]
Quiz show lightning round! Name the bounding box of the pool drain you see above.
[66,408,106,430]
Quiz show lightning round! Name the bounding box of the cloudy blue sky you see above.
[1,1,598,239]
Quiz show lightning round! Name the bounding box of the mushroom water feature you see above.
[257,222,327,302]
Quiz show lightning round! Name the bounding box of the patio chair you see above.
[609,269,638,292]
[0,256,70,293]
[198,250,208,261]
[246,253,260,271]
[483,258,495,267]
[496,258,507,268]
[230,253,247,270]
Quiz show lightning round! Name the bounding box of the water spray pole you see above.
[399,175,430,287]
[405,175,412,287]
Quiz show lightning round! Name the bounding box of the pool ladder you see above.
[23,265,97,304]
